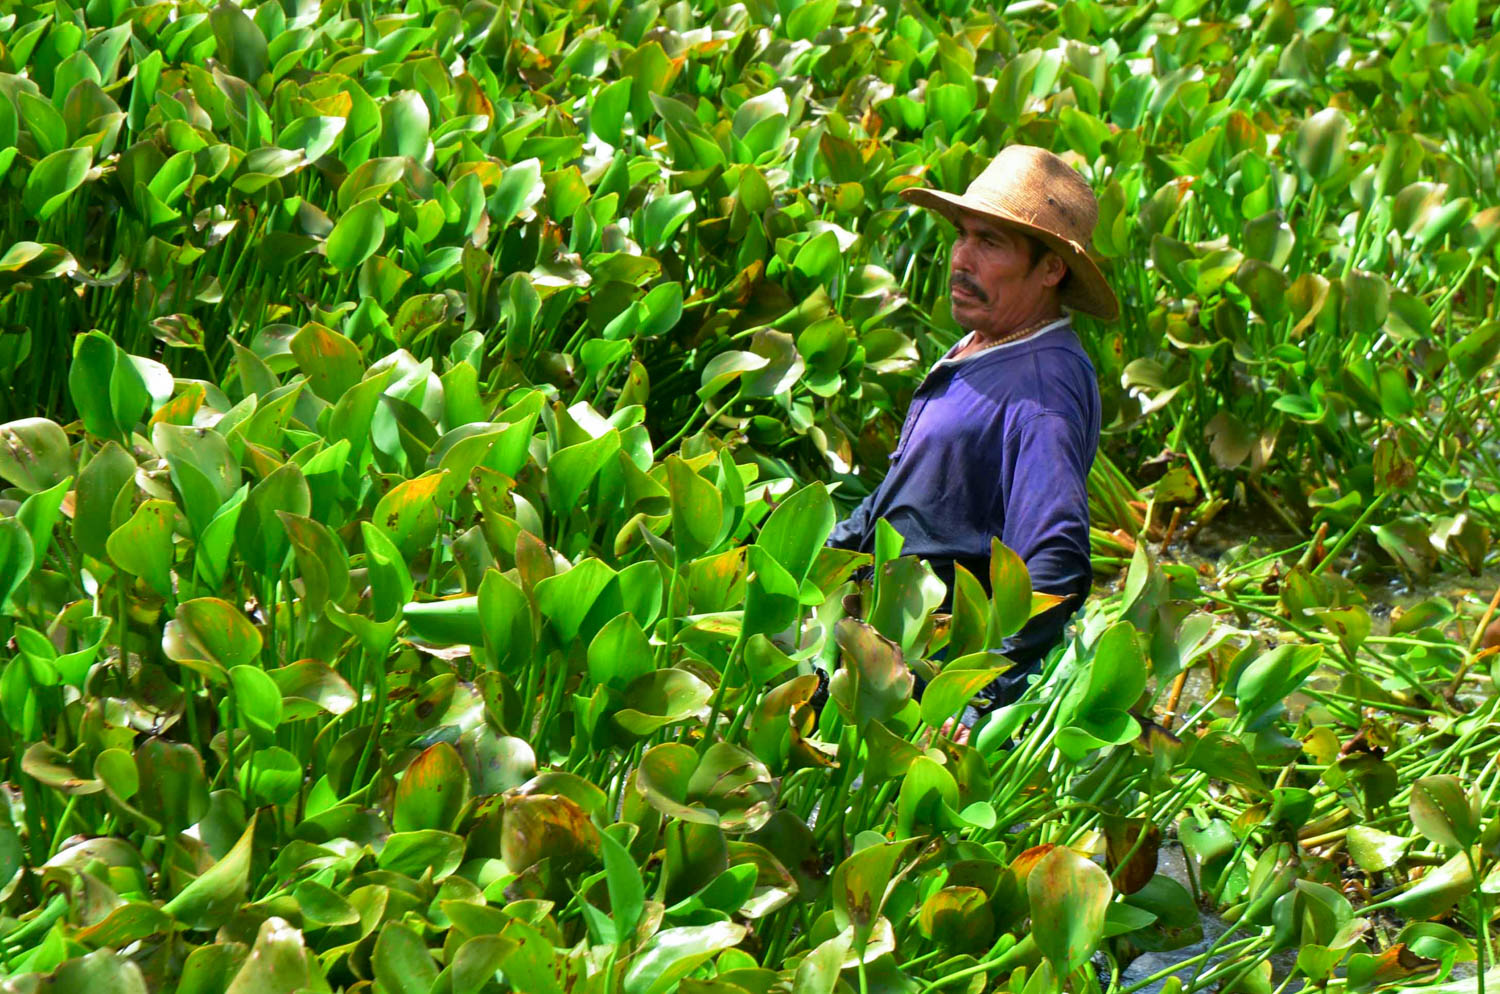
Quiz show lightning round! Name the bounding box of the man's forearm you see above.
[827,492,874,550]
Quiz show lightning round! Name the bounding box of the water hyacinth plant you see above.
[0,0,1497,991]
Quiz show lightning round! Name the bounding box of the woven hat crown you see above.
[965,146,1099,254]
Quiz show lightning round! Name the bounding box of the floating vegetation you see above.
[0,0,1497,991]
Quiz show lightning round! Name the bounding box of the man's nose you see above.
[951,236,974,272]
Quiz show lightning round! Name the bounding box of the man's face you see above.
[948,214,1066,336]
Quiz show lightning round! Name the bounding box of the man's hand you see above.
[938,716,972,746]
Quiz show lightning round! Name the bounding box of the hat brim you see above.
[900,187,1121,323]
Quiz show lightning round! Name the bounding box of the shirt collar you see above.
[931,315,1073,371]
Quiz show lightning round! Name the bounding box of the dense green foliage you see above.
[0,0,1499,991]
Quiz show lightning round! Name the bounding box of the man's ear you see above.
[1040,251,1067,288]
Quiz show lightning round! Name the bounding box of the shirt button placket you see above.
[892,370,944,462]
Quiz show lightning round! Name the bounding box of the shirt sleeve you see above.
[994,411,1094,670]
[827,491,874,550]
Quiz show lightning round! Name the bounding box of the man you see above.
[828,145,1120,731]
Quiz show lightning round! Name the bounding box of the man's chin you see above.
[950,297,985,328]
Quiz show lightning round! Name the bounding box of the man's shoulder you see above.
[962,331,1096,401]
[1023,327,1096,371]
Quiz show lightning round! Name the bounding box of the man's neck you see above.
[972,308,1065,346]
[955,311,1065,359]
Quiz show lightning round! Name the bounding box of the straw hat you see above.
[900,145,1120,322]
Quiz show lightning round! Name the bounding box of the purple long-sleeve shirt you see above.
[829,318,1100,705]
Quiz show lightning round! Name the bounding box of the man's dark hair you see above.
[1020,232,1072,292]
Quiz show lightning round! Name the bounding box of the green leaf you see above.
[373,921,439,994]
[831,838,916,946]
[497,920,565,994]
[920,659,1010,727]
[381,90,430,161]
[0,418,73,494]
[591,78,633,146]
[16,474,68,568]
[1233,643,1323,721]
[918,886,996,951]
[792,230,840,285]
[402,595,482,646]
[1293,109,1349,188]
[290,322,364,403]
[0,241,77,282]
[39,950,149,994]
[23,146,92,221]
[601,828,645,946]
[268,660,356,718]
[153,422,240,537]
[224,917,311,994]
[136,738,210,835]
[1310,605,1371,657]
[1448,0,1479,40]
[1450,322,1500,380]
[743,545,800,639]
[210,1,269,82]
[756,482,834,583]
[615,669,713,736]
[236,462,310,574]
[1387,850,1474,920]
[1347,825,1409,873]
[70,331,149,441]
[1028,845,1112,977]
[698,350,769,402]
[1184,730,1268,794]
[490,157,543,228]
[1410,776,1479,849]
[232,147,305,193]
[379,829,465,878]
[371,470,451,558]
[164,597,263,674]
[535,557,616,645]
[785,0,836,40]
[666,455,723,557]
[279,512,349,619]
[639,281,684,338]
[829,619,915,729]
[639,190,695,249]
[588,612,655,691]
[196,488,248,592]
[163,816,256,929]
[18,90,67,157]
[229,665,283,747]
[868,555,946,656]
[327,198,387,272]
[291,880,359,928]
[394,743,470,833]
[0,518,34,612]
[362,522,414,623]
[988,538,1033,639]
[278,115,347,164]
[622,922,748,994]
[793,934,852,994]
[896,756,960,837]
[106,499,176,597]
[479,568,532,671]
[72,442,134,559]
[548,430,621,517]
[1342,270,1390,336]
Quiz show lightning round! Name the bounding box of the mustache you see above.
[950,274,988,302]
